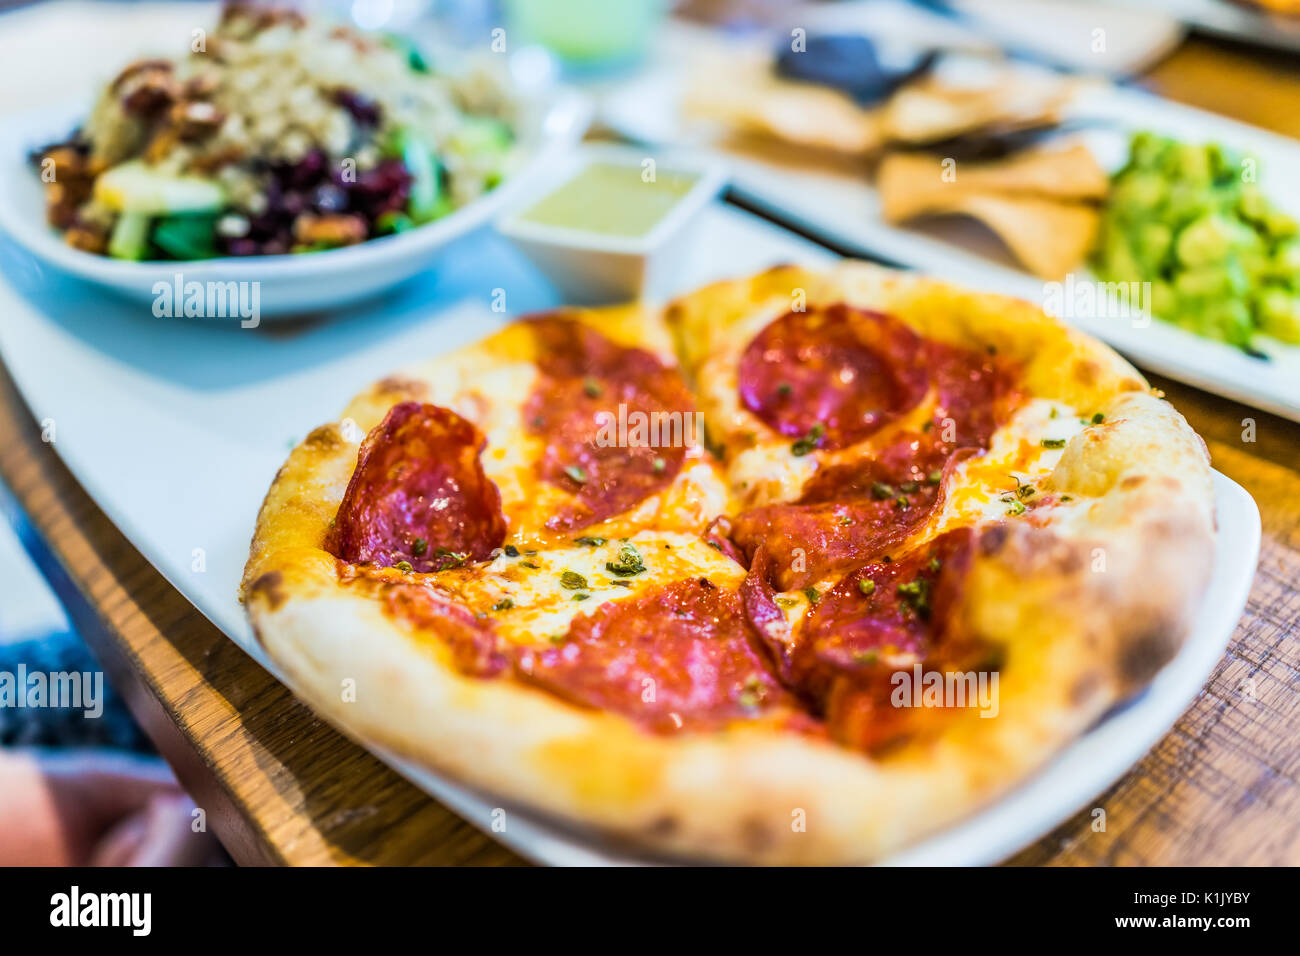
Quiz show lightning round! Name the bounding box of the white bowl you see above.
[0,91,591,320]
[496,144,727,304]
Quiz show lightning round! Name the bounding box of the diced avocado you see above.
[94,160,225,216]
[1256,287,1300,343]
[107,212,151,260]
[1133,221,1173,271]
[1200,299,1254,347]
[1092,130,1298,350]
[1173,262,1247,300]
[1176,214,1247,268]
[1108,170,1167,218]
[1163,142,1213,186]
[1273,239,1300,283]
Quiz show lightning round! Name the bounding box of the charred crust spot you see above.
[1071,360,1100,386]
[373,377,429,399]
[304,424,343,449]
[739,817,774,853]
[1069,671,1103,706]
[645,815,678,837]
[1118,626,1177,686]
[247,571,286,612]
[978,524,1010,556]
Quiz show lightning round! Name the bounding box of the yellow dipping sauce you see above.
[518,161,699,238]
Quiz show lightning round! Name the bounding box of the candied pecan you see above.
[293,213,367,247]
[113,59,179,116]
[65,221,109,254]
[172,100,226,140]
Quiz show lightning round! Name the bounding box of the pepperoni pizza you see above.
[242,263,1215,864]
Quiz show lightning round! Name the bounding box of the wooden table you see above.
[2,34,1300,867]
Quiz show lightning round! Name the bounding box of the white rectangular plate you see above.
[0,201,1259,865]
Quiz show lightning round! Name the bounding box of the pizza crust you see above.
[243,265,1215,864]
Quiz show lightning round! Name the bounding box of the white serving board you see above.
[0,199,1259,865]
[598,47,1300,423]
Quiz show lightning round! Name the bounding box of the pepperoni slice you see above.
[738,305,930,450]
[524,316,695,532]
[385,584,506,677]
[743,527,987,752]
[726,322,1020,589]
[730,444,974,591]
[328,402,507,572]
[514,577,791,733]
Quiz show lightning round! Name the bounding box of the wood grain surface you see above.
[1,30,1299,867]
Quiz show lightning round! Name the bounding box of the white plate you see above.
[599,49,1300,423]
[0,201,1257,865]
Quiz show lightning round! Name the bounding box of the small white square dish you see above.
[496,143,728,303]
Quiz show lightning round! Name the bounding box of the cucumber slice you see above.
[393,128,442,223]
[95,160,225,216]
[107,211,152,260]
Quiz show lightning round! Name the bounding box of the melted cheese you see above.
[447,531,744,645]
[938,398,1090,529]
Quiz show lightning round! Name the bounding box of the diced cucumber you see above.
[392,128,442,223]
[107,211,152,260]
[95,160,225,216]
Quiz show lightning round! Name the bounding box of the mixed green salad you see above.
[1093,132,1300,349]
[32,4,517,261]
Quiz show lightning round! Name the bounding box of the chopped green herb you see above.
[922,420,934,433]
[852,649,878,665]
[1006,499,1027,516]
[433,547,466,569]
[610,579,634,588]
[548,632,568,645]
[803,586,821,605]
[1092,412,1105,424]
[493,598,514,611]
[1041,438,1067,449]
[776,382,793,397]
[871,481,895,500]
[606,542,646,577]
[393,560,413,573]
[503,544,520,558]
[895,496,910,510]
[411,537,428,557]
[652,457,666,473]
[791,423,825,457]
[574,536,606,547]
[926,470,943,485]
[897,579,931,619]
[899,481,918,493]
[559,570,588,590]
[1016,483,1035,499]
[1049,407,1059,419]
[858,579,876,596]
[563,464,588,484]
[839,515,854,527]
[572,592,589,602]
[775,597,799,609]
[928,557,942,573]
[583,377,602,398]
[520,560,540,569]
